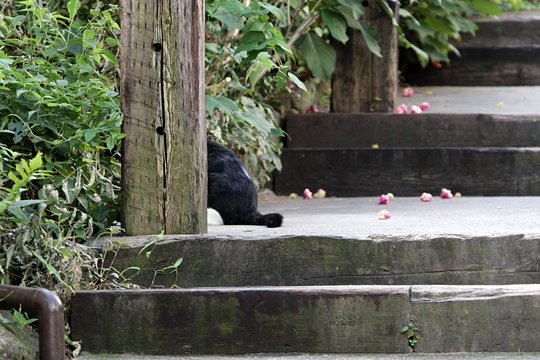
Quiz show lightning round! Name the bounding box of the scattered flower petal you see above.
[289,192,298,199]
[419,102,430,111]
[395,104,408,114]
[420,192,433,202]
[410,105,423,114]
[387,192,395,200]
[306,104,319,113]
[378,194,390,205]
[371,144,380,149]
[440,188,453,199]
[313,188,326,199]
[402,87,414,97]
[496,102,504,109]
[303,188,313,199]
[455,192,462,198]
[378,209,391,220]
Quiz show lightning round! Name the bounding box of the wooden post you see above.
[331,0,399,113]
[120,0,206,235]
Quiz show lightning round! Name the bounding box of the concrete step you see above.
[401,11,540,86]
[274,147,540,196]
[403,46,540,86]
[284,113,540,148]
[70,284,540,355]
[79,353,540,360]
[394,86,540,116]
[94,197,540,288]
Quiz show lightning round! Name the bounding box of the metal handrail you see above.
[0,285,65,360]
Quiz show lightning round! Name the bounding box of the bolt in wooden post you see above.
[331,0,399,113]
[120,0,206,235]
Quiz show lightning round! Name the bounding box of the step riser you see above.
[274,148,540,196]
[70,286,540,355]
[404,47,540,86]
[106,235,540,288]
[284,114,540,148]
[460,24,540,47]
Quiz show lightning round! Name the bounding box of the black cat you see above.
[207,139,283,228]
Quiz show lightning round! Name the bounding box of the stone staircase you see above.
[69,10,540,358]
[273,10,540,197]
[402,11,540,86]
[70,197,540,356]
[274,112,540,196]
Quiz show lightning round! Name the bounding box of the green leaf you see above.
[256,2,286,24]
[287,72,307,91]
[206,95,240,114]
[28,152,43,171]
[296,32,336,80]
[8,199,46,208]
[471,0,503,15]
[101,49,117,65]
[84,128,98,142]
[67,0,81,20]
[337,0,364,17]
[321,10,349,44]
[32,250,71,289]
[235,111,272,135]
[210,0,250,29]
[400,325,410,333]
[355,19,382,58]
[16,89,28,98]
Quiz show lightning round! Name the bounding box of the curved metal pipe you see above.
[0,285,65,360]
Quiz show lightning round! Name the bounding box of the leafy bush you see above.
[205,0,382,186]
[399,0,537,67]
[0,0,122,297]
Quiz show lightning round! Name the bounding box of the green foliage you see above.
[205,0,382,186]
[401,320,421,349]
[0,0,122,299]
[399,0,534,66]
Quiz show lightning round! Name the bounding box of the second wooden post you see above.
[331,0,399,113]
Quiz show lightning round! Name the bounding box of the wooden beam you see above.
[120,0,206,235]
[331,0,399,113]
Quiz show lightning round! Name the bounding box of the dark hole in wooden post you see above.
[151,43,162,52]
[156,126,165,135]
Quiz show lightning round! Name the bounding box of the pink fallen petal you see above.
[378,194,390,205]
[306,104,319,113]
[419,102,430,111]
[377,209,391,220]
[440,188,453,199]
[410,105,423,114]
[395,107,406,115]
[420,192,433,202]
[303,188,313,199]
[402,87,414,97]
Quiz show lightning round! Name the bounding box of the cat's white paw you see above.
[207,208,224,226]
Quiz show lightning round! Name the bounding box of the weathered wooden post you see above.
[331,0,399,113]
[120,0,206,235]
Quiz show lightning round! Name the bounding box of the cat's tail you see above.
[253,212,283,228]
